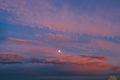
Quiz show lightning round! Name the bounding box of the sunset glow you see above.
[0,0,120,80]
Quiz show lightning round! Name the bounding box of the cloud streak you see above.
[6,37,32,43]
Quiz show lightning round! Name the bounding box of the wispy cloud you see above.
[0,0,120,36]
[6,37,32,43]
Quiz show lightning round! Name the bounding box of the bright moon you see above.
[58,50,61,53]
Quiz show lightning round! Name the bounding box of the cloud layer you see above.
[0,53,120,74]
[0,0,120,36]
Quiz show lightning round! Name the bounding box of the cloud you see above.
[0,53,105,64]
[0,53,119,74]
[42,33,74,42]
[0,0,120,36]
[4,37,48,45]
[0,0,120,75]
[2,35,120,52]
[0,54,25,64]
[0,52,108,65]
[0,54,119,73]
[6,37,32,43]
[2,36,120,64]
[92,39,120,53]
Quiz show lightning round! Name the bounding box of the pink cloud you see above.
[0,52,108,65]
[26,55,120,74]
[6,37,32,43]
[5,37,49,45]
[0,52,120,74]
[0,0,119,36]
[92,39,120,53]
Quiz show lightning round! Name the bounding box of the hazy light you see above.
[58,50,61,53]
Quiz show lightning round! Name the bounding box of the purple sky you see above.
[0,0,120,79]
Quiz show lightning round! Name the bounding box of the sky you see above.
[0,0,120,80]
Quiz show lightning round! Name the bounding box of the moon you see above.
[58,49,62,55]
[58,49,61,53]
